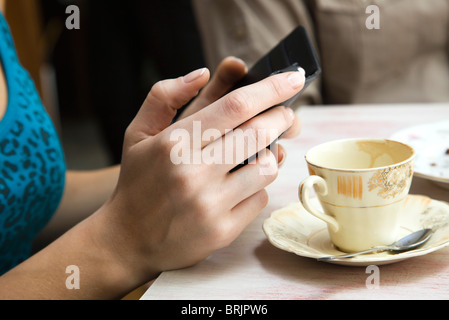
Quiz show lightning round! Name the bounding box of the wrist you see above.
[86,199,161,293]
[0,204,152,299]
[63,214,143,299]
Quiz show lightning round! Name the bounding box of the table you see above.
[141,103,449,300]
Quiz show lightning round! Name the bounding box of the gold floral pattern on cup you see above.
[368,162,414,199]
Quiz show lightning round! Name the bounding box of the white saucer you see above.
[263,195,449,266]
[390,120,449,189]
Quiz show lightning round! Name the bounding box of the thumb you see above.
[179,57,247,119]
[126,68,210,144]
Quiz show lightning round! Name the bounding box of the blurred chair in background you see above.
[193,0,449,106]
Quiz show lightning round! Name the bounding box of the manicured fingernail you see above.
[183,68,207,83]
[286,107,295,121]
[287,71,305,89]
[278,148,287,168]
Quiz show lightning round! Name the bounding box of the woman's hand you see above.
[94,60,305,286]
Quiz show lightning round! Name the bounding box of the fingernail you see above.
[286,107,295,121]
[287,71,305,89]
[229,56,246,66]
[183,68,207,83]
[278,148,287,168]
[258,150,278,176]
[297,67,306,77]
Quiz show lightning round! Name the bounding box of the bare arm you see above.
[34,167,120,248]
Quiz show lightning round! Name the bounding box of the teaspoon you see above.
[318,228,433,261]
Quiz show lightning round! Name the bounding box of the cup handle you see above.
[298,175,339,232]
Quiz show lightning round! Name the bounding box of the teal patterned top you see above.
[0,13,66,274]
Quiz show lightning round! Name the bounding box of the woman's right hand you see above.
[91,63,305,288]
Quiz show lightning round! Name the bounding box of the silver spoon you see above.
[318,228,433,261]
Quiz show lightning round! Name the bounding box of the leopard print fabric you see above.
[0,14,65,274]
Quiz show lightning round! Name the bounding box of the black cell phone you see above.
[228,25,321,106]
[229,25,321,171]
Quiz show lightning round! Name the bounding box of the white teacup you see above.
[298,138,415,253]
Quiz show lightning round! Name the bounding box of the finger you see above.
[225,189,269,241]
[127,68,210,143]
[182,57,248,118]
[183,71,305,148]
[280,112,302,139]
[276,143,287,168]
[220,150,278,209]
[208,188,269,250]
[202,106,294,172]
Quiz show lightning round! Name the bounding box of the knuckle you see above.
[239,123,260,150]
[170,166,197,194]
[155,136,177,158]
[257,189,270,208]
[191,192,214,217]
[123,123,134,142]
[219,235,234,248]
[267,77,286,101]
[185,181,216,216]
[147,80,173,106]
[208,221,233,248]
[148,81,165,99]
[222,91,252,120]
